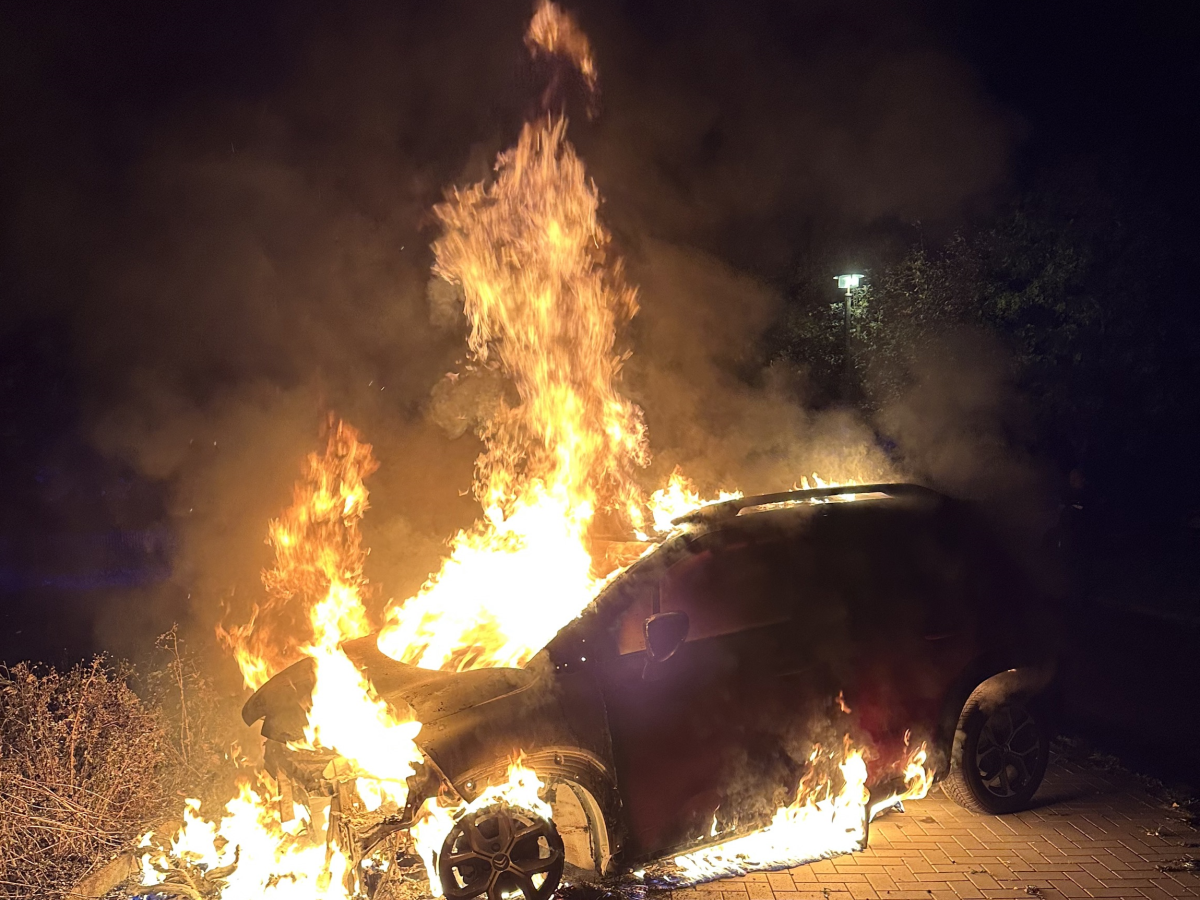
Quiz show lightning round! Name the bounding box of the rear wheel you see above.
[942,694,1050,815]
[438,804,565,900]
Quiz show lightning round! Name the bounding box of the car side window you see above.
[811,505,970,637]
[658,539,793,642]
[613,585,653,655]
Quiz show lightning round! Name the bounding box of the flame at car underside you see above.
[667,739,932,885]
[139,3,931,898]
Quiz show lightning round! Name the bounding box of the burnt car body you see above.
[243,483,1059,886]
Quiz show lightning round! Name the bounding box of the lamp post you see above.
[835,273,864,394]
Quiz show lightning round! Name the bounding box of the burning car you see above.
[242,482,1058,898]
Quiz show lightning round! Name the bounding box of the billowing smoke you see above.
[624,240,897,493]
[869,329,1056,539]
[0,0,1021,668]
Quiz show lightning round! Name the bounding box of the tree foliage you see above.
[775,168,1194,499]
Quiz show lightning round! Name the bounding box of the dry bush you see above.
[142,627,248,808]
[0,657,176,899]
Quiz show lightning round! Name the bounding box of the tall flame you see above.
[147,8,644,895]
[177,419,423,899]
[218,420,377,690]
[377,109,649,670]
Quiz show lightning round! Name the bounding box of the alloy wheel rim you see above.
[974,704,1042,799]
[439,805,564,900]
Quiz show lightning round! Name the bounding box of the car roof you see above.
[594,484,949,605]
[554,484,964,654]
[671,482,945,528]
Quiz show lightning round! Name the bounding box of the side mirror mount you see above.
[644,611,689,663]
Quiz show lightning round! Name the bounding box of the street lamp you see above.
[835,273,864,394]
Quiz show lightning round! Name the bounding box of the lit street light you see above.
[835,273,864,394]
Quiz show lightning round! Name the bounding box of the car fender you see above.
[453,745,623,875]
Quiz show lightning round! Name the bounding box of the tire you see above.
[942,693,1050,815]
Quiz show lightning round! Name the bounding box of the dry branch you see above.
[0,658,174,900]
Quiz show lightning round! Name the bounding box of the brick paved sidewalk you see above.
[670,757,1199,900]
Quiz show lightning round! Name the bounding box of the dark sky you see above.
[5,1,1196,275]
[4,1,1196,310]
[959,3,1198,166]
[1,0,1197,664]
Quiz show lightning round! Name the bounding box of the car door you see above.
[596,529,801,859]
[803,503,979,770]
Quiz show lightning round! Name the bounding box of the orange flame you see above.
[218,420,377,690]
[643,467,743,536]
[671,739,933,883]
[526,0,598,98]
[377,111,649,671]
[140,780,350,900]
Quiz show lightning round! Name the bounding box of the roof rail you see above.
[671,482,941,526]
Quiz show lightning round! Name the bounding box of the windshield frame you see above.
[543,532,698,667]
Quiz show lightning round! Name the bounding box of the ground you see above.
[665,754,1200,900]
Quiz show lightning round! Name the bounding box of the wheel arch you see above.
[453,745,623,876]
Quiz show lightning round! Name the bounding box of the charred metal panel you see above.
[242,657,316,742]
[240,637,616,789]
[413,654,612,785]
[341,634,535,724]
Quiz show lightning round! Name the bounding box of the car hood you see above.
[241,633,537,743]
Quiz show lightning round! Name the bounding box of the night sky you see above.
[2,1,1198,668]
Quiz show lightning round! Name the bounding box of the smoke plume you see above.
[0,0,1020,667]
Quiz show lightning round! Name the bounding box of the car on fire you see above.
[242,483,1059,899]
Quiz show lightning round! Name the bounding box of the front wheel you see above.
[438,804,565,900]
[942,694,1050,815]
